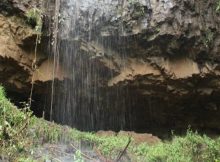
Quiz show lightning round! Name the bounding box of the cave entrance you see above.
[5,84,220,139]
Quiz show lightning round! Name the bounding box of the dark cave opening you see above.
[5,83,220,139]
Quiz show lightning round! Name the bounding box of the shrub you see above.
[132,130,220,162]
[0,86,32,159]
[0,85,220,161]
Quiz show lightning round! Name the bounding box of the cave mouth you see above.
[6,84,220,139]
[15,0,219,139]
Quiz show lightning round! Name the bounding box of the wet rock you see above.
[0,0,42,16]
[0,0,220,134]
[54,0,220,133]
[0,11,65,96]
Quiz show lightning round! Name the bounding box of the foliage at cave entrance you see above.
[1,85,220,161]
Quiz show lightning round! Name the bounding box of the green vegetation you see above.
[216,0,220,12]
[202,29,214,48]
[128,0,145,18]
[0,85,220,161]
[25,8,43,33]
[0,86,32,159]
[132,131,220,162]
[31,118,130,159]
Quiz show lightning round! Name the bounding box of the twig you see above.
[115,137,131,162]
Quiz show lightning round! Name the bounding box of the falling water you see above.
[46,0,149,131]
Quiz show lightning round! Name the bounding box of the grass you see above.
[0,85,220,161]
[31,118,130,159]
[0,86,33,159]
[132,131,220,162]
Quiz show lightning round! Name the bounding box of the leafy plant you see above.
[25,8,43,33]
[0,86,32,160]
[132,130,220,162]
[1,85,220,161]
[73,150,85,162]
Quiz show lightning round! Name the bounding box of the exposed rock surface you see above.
[0,0,42,16]
[0,0,65,96]
[0,0,220,134]
[54,0,220,133]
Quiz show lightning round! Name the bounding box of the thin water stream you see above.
[48,0,130,131]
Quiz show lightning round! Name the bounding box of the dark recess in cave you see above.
[5,84,220,139]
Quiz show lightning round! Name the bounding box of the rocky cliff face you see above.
[0,0,64,97]
[1,0,220,134]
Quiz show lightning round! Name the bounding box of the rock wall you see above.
[0,0,220,134]
[0,0,64,96]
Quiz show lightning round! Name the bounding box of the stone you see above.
[0,0,220,134]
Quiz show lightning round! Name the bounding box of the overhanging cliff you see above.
[0,0,220,134]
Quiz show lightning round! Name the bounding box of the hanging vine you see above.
[25,2,44,107]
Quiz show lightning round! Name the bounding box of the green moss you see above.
[25,8,43,33]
